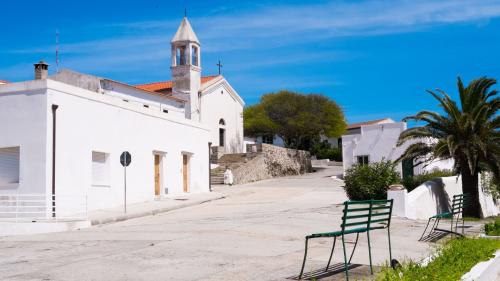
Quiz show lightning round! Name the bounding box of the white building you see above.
[0,16,244,218]
[342,119,454,177]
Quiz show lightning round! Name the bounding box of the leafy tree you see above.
[244,90,346,150]
[397,77,500,217]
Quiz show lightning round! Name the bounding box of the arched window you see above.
[219,119,226,147]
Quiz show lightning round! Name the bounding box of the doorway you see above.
[219,128,225,147]
[182,154,189,193]
[154,154,161,196]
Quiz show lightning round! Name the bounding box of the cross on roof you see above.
[217,60,223,75]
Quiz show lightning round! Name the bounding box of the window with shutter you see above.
[0,147,20,186]
[92,151,110,186]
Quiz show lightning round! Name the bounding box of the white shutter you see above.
[92,152,110,186]
[0,147,20,185]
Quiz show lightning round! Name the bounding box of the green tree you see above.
[397,77,500,217]
[244,90,346,150]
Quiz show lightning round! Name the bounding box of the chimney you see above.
[34,61,49,80]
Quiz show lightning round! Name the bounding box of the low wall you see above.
[233,144,312,185]
[388,176,500,220]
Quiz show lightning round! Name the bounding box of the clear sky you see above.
[1,0,500,123]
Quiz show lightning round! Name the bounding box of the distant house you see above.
[0,80,9,85]
[246,118,395,149]
[342,119,454,177]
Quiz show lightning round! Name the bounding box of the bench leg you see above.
[299,238,309,279]
[387,227,392,262]
[348,233,360,264]
[462,216,465,235]
[325,237,337,272]
[419,218,433,241]
[342,234,349,281]
[426,217,440,238]
[367,231,373,275]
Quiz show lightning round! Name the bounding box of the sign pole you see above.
[124,165,127,213]
[120,151,131,214]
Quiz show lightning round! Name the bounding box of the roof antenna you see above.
[55,29,60,73]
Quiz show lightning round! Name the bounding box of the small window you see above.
[123,99,129,103]
[219,119,225,126]
[177,46,187,65]
[163,109,169,113]
[0,147,20,186]
[357,155,369,166]
[143,104,149,108]
[92,151,110,186]
[262,135,274,144]
[192,46,198,66]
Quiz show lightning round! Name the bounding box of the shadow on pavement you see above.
[287,263,380,280]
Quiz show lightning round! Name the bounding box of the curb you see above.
[90,194,226,226]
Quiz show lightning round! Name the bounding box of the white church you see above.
[0,17,244,218]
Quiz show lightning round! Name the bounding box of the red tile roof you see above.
[0,80,9,84]
[347,118,392,129]
[136,75,219,93]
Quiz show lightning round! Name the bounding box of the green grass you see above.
[485,217,500,236]
[375,238,500,281]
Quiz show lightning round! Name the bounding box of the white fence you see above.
[0,194,88,222]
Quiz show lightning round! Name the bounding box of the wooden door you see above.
[183,154,189,193]
[154,155,161,196]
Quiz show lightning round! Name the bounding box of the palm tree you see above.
[397,77,499,218]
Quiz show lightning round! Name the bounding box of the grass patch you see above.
[463,216,481,222]
[375,238,500,281]
[485,217,500,236]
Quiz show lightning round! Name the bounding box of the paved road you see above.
[0,167,433,281]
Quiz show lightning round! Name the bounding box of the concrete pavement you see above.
[0,167,451,280]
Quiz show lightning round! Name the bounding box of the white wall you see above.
[200,80,244,153]
[389,176,500,219]
[0,81,48,196]
[46,80,210,212]
[101,81,186,119]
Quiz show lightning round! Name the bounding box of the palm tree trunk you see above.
[461,167,481,218]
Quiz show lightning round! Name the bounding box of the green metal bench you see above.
[299,199,393,280]
[419,193,469,241]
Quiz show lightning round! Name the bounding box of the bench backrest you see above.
[369,199,394,230]
[451,193,469,216]
[341,200,372,233]
[341,199,394,233]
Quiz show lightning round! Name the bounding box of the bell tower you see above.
[171,16,201,121]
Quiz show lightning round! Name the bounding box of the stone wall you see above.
[233,144,312,185]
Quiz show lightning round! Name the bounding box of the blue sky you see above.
[1,0,500,123]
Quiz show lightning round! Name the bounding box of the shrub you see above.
[485,217,500,236]
[402,169,456,192]
[375,238,500,281]
[311,142,342,161]
[343,160,400,200]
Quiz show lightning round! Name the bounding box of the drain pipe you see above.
[51,104,58,217]
[208,142,212,192]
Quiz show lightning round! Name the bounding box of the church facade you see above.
[0,17,244,219]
